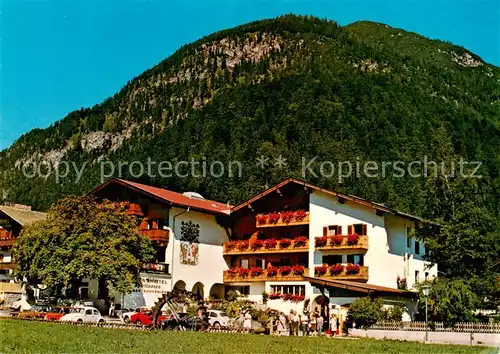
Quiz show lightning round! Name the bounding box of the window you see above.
[270,285,305,295]
[241,258,249,268]
[347,254,364,265]
[85,309,92,315]
[351,224,367,235]
[415,270,420,283]
[406,226,412,248]
[425,272,429,281]
[279,258,290,267]
[415,241,421,255]
[255,258,265,268]
[230,286,249,296]
[327,225,341,236]
[323,255,342,264]
[209,312,217,318]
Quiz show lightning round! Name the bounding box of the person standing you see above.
[108,298,115,318]
[330,314,337,336]
[317,314,324,335]
[301,312,309,336]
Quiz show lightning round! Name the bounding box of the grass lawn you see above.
[0,319,495,354]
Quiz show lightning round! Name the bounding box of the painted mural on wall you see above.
[180,221,200,265]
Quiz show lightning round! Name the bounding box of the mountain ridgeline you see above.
[1,15,499,219]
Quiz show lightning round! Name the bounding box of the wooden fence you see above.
[371,321,500,333]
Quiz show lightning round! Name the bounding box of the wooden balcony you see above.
[315,235,368,252]
[256,212,310,228]
[223,238,309,255]
[139,229,170,244]
[315,265,369,282]
[0,231,15,247]
[0,262,16,271]
[223,268,309,283]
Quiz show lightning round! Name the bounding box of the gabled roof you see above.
[303,276,414,297]
[0,206,47,226]
[89,178,232,216]
[231,178,424,222]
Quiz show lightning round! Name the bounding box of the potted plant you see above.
[239,268,250,277]
[268,211,281,224]
[282,293,294,301]
[345,263,361,274]
[227,267,239,276]
[238,240,249,251]
[256,214,267,225]
[267,265,278,277]
[315,264,328,276]
[264,238,278,249]
[251,239,264,250]
[279,238,292,248]
[315,236,328,247]
[294,236,308,247]
[330,264,344,275]
[279,265,292,276]
[347,234,360,245]
[295,210,307,221]
[250,267,264,276]
[292,265,305,275]
[332,235,344,246]
[280,210,294,223]
[269,293,281,300]
[225,240,239,250]
[292,294,305,303]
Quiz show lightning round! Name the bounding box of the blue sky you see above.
[1,0,498,150]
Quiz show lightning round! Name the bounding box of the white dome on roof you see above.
[182,192,205,200]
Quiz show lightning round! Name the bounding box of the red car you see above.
[44,307,72,321]
[130,311,169,326]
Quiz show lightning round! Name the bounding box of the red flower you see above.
[345,264,361,274]
[292,265,305,275]
[239,268,250,276]
[227,267,239,275]
[268,212,281,224]
[347,234,360,245]
[269,293,281,300]
[315,264,328,276]
[264,238,278,249]
[251,239,264,250]
[225,240,239,250]
[294,236,308,247]
[295,210,307,221]
[315,236,328,247]
[281,210,295,223]
[279,238,291,248]
[332,235,344,246]
[292,294,305,303]
[250,267,264,276]
[238,240,249,250]
[282,293,294,301]
[267,266,278,277]
[256,214,267,225]
[329,264,344,275]
[279,266,292,275]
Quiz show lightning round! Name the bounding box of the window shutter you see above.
[337,226,342,235]
[362,224,367,236]
[348,225,353,234]
[323,227,328,236]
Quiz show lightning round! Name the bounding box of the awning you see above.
[303,276,415,298]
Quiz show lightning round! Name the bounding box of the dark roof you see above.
[0,206,47,226]
[231,178,424,222]
[303,276,415,297]
[89,178,232,216]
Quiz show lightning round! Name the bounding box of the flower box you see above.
[292,265,305,275]
[227,267,239,275]
[281,210,295,223]
[329,264,344,275]
[295,210,307,221]
[268,212,281,224]
[315,264,328,276]
[238,240,250,250]
[239,268,251,277]
[250,267,264,276]
[251,239,264,250]
[225,240,239,250]
[332,235,344,246]
[315,236,328,247]
[264,238,278,249]
[279,266,292,276]
[347,234,360,245]
[269,293,281,300]
[294,236,308,247]
[279,238,292,248]
[345,263,361,275]
[256,214,267,225]
[267,266,278,277]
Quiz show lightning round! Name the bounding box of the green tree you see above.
[347,297,383,329]
[13,197,154,295]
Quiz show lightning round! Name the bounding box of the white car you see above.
[208,310,231,328]
[60,306,105,324]
[121,307,148,324]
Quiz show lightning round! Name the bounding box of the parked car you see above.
[44,307,72,321]
[130,310,169,326]
[60,306,105,324]
[208,310,231,328]
[121,307,148,323]
[17,305,55,319]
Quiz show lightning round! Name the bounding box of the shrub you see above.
[262,292,269,304]
[315,236,328,247]
[292,264,305,275]
[264,238,277,249]
[348,297,384,329]
[268,212,280,224]
[315,264,328,276]
[281,210,294,223]
[332,235,344,246]
[294,236,307,247]
[330,264,344,275]
[256,214,267,225]
[238,240,249,250]
[267,266,278,277]
[251,239,264,250]
[295,210,307,221]
[238,268,250,277]
[345,263,361,274]
[347,234,360,245]
[250,266,264,276]
[279,238,291,248]
[279,266,292,275]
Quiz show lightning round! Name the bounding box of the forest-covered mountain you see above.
[1,15,499,217]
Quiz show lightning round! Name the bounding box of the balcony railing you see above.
[0,231,15,247]
[223,267,309,283]
[256,211,310,228]
[314,265,369,282]
[314,235,368,251]
[223,237,309,255]
[138,229,170,244]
